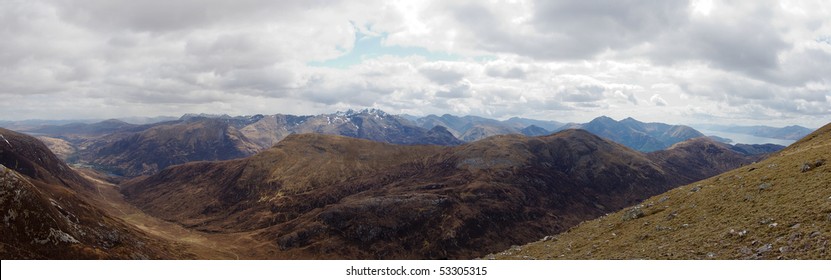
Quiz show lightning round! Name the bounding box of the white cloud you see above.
[650,94,668,106]
[0,0,829,128]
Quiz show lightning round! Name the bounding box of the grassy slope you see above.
[491,123,831,260]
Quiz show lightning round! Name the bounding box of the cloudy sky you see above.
[1,0,829,127]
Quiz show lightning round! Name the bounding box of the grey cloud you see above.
[485,65,527,79]
[766,48,831,87]
[218,68,295,96]
[574,102,603,108]
[687,77,778,104]
[529,0,690,59]
[560,85,605,102]
[52,0,336,33]
[646,3,789,82]
[446,1,689,60]
[650,94,667,106]
[298,74,394,107]
[419,67,465,85]
[436,83,472,99]
[615,91,638,105]
[185,33,286,74]
[763,98,831,116]
[119,89,233,104]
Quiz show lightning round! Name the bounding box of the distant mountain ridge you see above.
[693,124,814,140]
[9,109,795,176]
[412,114,563,142]
[239,109,464,149]
[19,109,463,176]
[568,116,705,152]
[412,114,709,152]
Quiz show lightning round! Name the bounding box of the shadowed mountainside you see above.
[77,118,261,176]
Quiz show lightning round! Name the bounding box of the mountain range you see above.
[17,110,718,176]
[411,114,564,142]
[2,110,817,259]
[24,109,463,176]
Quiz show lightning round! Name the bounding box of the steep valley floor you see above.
[74,168,281,259]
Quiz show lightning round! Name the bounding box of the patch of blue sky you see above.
[309,31,462,68]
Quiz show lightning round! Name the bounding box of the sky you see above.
[1,0,829,128]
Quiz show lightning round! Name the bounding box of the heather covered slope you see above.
[121,133,446,232]
[647,137,767,184]
[491,123,831,260]
[0,128,190,259]
[122,129,759,259]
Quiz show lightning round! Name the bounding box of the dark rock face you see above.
[122,130,755,259]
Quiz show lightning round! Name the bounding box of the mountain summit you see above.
[577,116,704,152]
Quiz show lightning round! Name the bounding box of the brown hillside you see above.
[647,137,764,183]
[491,123,831,260]
[121,134,445,232]
[122,129,757,259]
